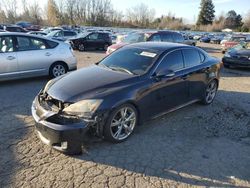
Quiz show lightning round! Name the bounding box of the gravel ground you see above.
[0,43,250,188]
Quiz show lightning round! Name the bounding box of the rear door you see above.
[0,36,18,80]
[182,49,208,100]
[16,36,55,77]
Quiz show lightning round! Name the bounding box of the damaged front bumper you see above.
[31,97,90,153]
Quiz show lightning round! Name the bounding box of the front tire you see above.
[201,80,218,105]
[104,104,138,143]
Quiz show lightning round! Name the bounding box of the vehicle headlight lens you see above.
[63,99,103,118]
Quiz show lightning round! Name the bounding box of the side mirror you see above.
[155,69,175,79]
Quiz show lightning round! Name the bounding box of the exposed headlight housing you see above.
[63,99,103,118]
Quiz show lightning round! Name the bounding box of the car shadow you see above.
[74,50,106,54]
[72,89,250,187]
[222,67,250,77]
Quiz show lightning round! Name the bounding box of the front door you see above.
[149,50,189,117]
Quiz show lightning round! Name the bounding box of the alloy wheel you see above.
[104,44,109,51]
[52,64,66,77]
[205,81,218,104]
[110,107,137,141]
[78,44,85,51]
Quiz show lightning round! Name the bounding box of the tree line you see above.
[0,0,249,32]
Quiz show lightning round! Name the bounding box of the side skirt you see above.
[151,99,200,120]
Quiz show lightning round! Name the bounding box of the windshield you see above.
[123,33,147,43]
[99,47,159,75]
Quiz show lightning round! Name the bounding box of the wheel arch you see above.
[111,99,142,126]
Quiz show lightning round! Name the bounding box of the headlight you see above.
[63,99,103,118]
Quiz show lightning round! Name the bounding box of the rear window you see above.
[46,40,58,49]
[199,51,206,63]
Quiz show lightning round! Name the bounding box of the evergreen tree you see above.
[224,10,243,30]
[197,0,215,25]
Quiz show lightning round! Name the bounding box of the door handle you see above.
[7,56,16,60]
[45,52,52,56]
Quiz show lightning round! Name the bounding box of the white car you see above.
[0,32,77,81]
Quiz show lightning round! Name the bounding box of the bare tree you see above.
[126,3,155,27]
[2,0,17,23]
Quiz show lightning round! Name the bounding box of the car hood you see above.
[47,65,137,102]
[229,49,250,56]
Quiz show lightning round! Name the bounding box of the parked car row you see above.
[106,30,196,55]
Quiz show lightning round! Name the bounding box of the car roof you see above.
[128,42,189,53]
[0,32,59,43]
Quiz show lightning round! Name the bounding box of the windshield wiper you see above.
[108,66,134,75]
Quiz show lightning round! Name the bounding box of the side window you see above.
[46,40,58,49]
[98,33,104,39]
[199,51,206,63]
[54,31,63,37]
[30,38,47,50]
[173,33,184,43]
[149,34,161,42]
[157,50,184,72]
[15,28,22,32]
[161,34,174,42]
[88,33,98,40]
[182,49,201,67]
[0,36,14,53]
[17,37,46,51]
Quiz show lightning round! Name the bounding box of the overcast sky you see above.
[21,0,249,24]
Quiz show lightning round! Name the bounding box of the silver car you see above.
[0,33,77,81]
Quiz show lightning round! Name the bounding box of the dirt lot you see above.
[0,43,250,188]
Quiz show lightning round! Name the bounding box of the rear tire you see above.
[103,43,109,51]
[201,80,218,105]
[49,62,67,78]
